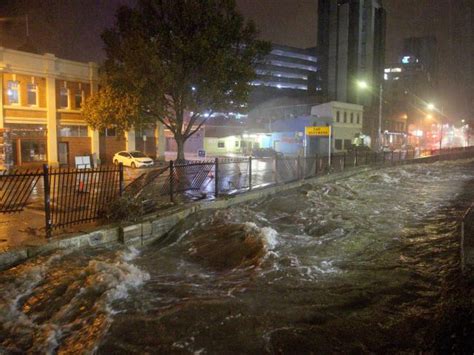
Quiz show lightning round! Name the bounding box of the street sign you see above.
[305,126,330,136]
[75,156,91,169]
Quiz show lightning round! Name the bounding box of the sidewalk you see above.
[0,208,45,252]
[0,163,166,251]
[0,204,102,253]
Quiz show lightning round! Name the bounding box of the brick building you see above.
[0,47,163,167]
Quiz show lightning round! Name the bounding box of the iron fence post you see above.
[355,150,358,166]
[118,163,124,196]
[43,164,52,238]
[343,153,346,170]
[169,160,174,203]
[248,156,252,190]
[391,150,394,164]
[315,154,318,175]
[214,157,219,198]
[383,151,385,164]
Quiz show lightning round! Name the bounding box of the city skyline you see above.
[0,0,472,119]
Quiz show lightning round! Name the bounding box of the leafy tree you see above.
[82,85,140,133]
[83,0,270,161]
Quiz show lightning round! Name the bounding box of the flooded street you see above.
[1,159,473,353]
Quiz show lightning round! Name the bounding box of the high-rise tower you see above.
[317,0,386,106]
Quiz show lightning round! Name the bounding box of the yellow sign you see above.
[305,126,330,136]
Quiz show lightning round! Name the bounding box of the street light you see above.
[357,80,369,90]
[357,80,383,151]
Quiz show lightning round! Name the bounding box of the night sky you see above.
[0,0,472,119]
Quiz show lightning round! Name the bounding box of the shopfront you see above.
[5,124,48,167]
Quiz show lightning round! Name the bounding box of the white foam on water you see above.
[45,325,61,355]
[3,251,70,323]
[83,256,151,317]
[0,248,151,353]
[244,222,279,251]
[261,227,279,250]
[121,246,141,261]
[306,190,320,200]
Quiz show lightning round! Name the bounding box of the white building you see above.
[311,101,365,151]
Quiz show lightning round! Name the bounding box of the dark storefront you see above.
[5,124,48,167]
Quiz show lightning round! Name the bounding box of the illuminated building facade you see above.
[247,44,324,128]
[251,44,321,95]
[249,45,321,105]
[0,47,162,167]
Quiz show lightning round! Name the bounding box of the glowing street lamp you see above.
[426,103,435,111]
[357,80,369,90]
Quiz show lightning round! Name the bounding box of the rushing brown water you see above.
[1,159,473,354]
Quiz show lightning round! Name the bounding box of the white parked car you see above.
[113,151,154,168]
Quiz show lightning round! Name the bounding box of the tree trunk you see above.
[176,136,186,162]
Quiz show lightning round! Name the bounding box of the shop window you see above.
[356,114,361,124]
[344,139,352,149]
[60,87,69,108]
[217,141,225,148]
[104,128,116,137]
[350,113,354,124]
[343,112,347,123]
[335,139,342,150]
[21,140,47,162]
[7,81,19,105]
[27,83,38,106]
[59,125,88,137]
[135,127,155,138]
[336,111,340,122]
[75,90,83,109]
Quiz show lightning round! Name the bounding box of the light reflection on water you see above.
[1,159,473,353]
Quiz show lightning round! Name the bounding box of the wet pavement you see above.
[0,166,154,252]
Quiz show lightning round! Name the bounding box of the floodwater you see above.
[1,159,473,354]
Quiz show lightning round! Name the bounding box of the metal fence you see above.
[130,146,474,205]
[46,165,123,232]
[0,169,42,213]
[1,146,474,237]
[0,164,123,237]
